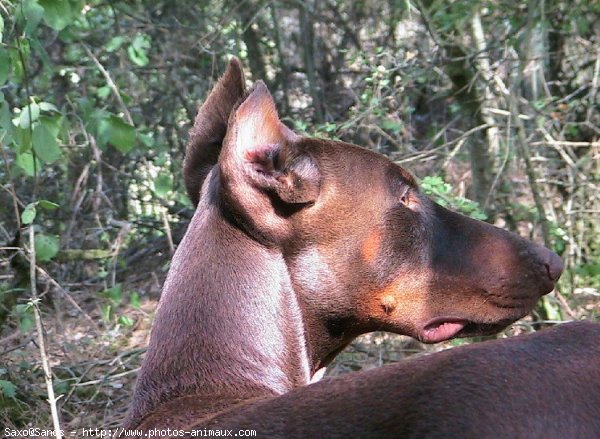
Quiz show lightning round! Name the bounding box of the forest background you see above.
[0,0,598,430]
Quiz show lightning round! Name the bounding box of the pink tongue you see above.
[422,321,466,343]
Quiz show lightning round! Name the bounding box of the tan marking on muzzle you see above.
[381,294,397,314]
[362,229,381,264]
[366,274,431,324]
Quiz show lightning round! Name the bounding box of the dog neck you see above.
[126,170,314,427]
[284,246,364,371]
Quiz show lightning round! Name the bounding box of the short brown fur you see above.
[121,59,595,438]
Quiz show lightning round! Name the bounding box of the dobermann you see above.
[195,321,600,438]
[122,58,598,437]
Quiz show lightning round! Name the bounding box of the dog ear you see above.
[220,81,321,206]
[184,57,247,206]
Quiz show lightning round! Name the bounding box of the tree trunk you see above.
[418,1,494,215]
[299,1,325,123]
[238,4,268,83]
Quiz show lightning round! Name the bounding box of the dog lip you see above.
[421,317,468,343]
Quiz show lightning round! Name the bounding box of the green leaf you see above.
[38,102,60,113]
[19,316,34,332]
[139,133,155,148]
[53,379,69,395]
[127,34,151,67]
[19,103,40,129]
[421,176,451,196]
[21,0,45,35]
[15,152,39,176]
[0,101,14,144]
[8,39,30,82]
[130,291,141,309]
[153,173,172,197]
[32,122,61,163]
[38,200,59,210]
[21,203,37,224]
[29,32,52,67]
[35,233,60,262]
[99,115,136,153]
[14,126,33,153]
[118,315,134,327]
[105,36,125,52]
[382,119,402,133]
[0,14,4,43]
[100,284,123,306]
[101,304,113,322]
[96,86,111,100]
[0,379,17,398]
[15,304,35,332]
[39,114,62,137]
[0,47,9,84]
[39,0,74,31]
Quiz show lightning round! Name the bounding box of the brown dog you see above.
[123,58,576,436]
[198,321,600,439]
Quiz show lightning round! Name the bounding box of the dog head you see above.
[185,58,563,351]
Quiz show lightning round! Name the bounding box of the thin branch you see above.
[29,226,63,438]
[35,264,99,330]
[109,220,132,288]
[82,43,133,125]
[161,208,175,256]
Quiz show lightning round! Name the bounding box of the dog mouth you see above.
[421,318,467,343]
[420,317,512,343]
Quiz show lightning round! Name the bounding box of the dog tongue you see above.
[422,320,466,343]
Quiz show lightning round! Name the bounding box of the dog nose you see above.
[535,245,564,282]
[545,251,564,281]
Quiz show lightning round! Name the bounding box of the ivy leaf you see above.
[39,0,74,31]
[0,379,17,399]
[21,203,37,225]
[0,47,9,84]
[35,233,60,262]
[32,122,61,163]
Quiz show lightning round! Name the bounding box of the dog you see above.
[121,58,581,438]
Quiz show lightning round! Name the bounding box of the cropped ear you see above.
[220,81,321,206]
[184,57,247,206]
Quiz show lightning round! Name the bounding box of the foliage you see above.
[421,176,487,220]
[0,0,598,430]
